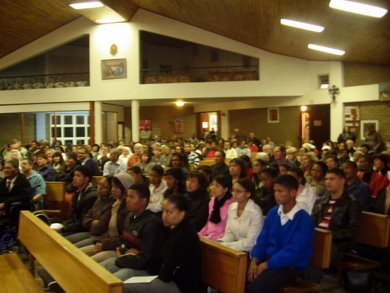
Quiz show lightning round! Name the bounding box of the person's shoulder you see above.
[294,209,314,227]
[247,198,261,212]
[266,205,279,218]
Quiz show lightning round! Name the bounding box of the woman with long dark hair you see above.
[219,178,263,252]
[199,174,233,240]
[125,193,202,293]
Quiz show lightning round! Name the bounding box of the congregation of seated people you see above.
[0,130,389,292]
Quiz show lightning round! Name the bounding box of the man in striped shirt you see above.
[312,168,361,266]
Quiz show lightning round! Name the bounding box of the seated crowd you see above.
[0,131,389,292]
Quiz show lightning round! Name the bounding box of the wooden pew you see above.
[0,253,44,293]
[356,211,390,248]
[279,228,333,293]
[199,158,215,166]
[339,211,390,271]
[200,236,247,293]
[91,176,104,186]
[45,181,66,211]
[18,211,123,293]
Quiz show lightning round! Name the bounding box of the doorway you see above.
[198,112,219,139]
[299,104,330,148]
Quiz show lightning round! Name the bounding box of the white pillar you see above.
[131,100,140,142]
[220,110,230,139]
[330,101,344,141]
[94,101,103,144]
[36,113,46,141]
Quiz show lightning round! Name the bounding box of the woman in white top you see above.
[147,165,167,214]
[219,178,264,252]
[288,167,317,215]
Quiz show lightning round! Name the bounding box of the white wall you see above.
[0,9,380,142]
[0,10,343,104]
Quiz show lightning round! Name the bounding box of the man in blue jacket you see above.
[247,174,314,293]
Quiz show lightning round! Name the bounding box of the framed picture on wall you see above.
[101,58,127,80]
[267,108,279,123]
[360,120,379,140]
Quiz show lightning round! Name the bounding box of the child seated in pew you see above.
[56,166,97,236]
[124,193,203,293]
[199,174,233,240]
[80,172,133,262]
[219,178,264,252]
[99,183,166,280]
[184,172,210,232]
[65,175,114,247]
[247,174,314,293]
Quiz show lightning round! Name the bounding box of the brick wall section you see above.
[0,114,21,145]
[136,106,196,140]
[344,62,390,87]
[229,106,300,147]
[0,113,36,146]
[24,113,36,143]
[347,101,390,144]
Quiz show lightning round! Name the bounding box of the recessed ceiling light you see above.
[329,0,388,18]
[308,44,345,55]
[280,19,324,32]
[95,17,126,24]
[175,101,185,107]
[69,1,104,10]
[320,83,329,89]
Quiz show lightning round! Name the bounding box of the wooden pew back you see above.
[18,211,123,293]
[356,211,390,248]
[45,181,66,210]
[199,158,215,166]
[311,228,332,269]
[200,237,247,293]
[91,176,104,186]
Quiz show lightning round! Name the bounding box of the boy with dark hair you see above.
[61,165,97,235]
[100,182,166,280]
[247,174,314,293]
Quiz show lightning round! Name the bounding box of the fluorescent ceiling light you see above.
[69,1,104,9]
[329,0,388,18]
[280,19,324,32]
[95,17,125,24]
[308,44,345,55]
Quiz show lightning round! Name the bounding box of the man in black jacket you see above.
[0,159,32,227]
[100,183,166,280]
[61,165,97,235]
[312,168,361,266]
[77,146,100,176]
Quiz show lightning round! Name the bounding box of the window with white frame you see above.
[50,112,89,145]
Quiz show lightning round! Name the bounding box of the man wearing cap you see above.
[286,147,300,167]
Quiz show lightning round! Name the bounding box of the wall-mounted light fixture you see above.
[328,85,340,102]
[175,101,185,107]
[300,105,308,112]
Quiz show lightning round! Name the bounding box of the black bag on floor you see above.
[343,269,373,292]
